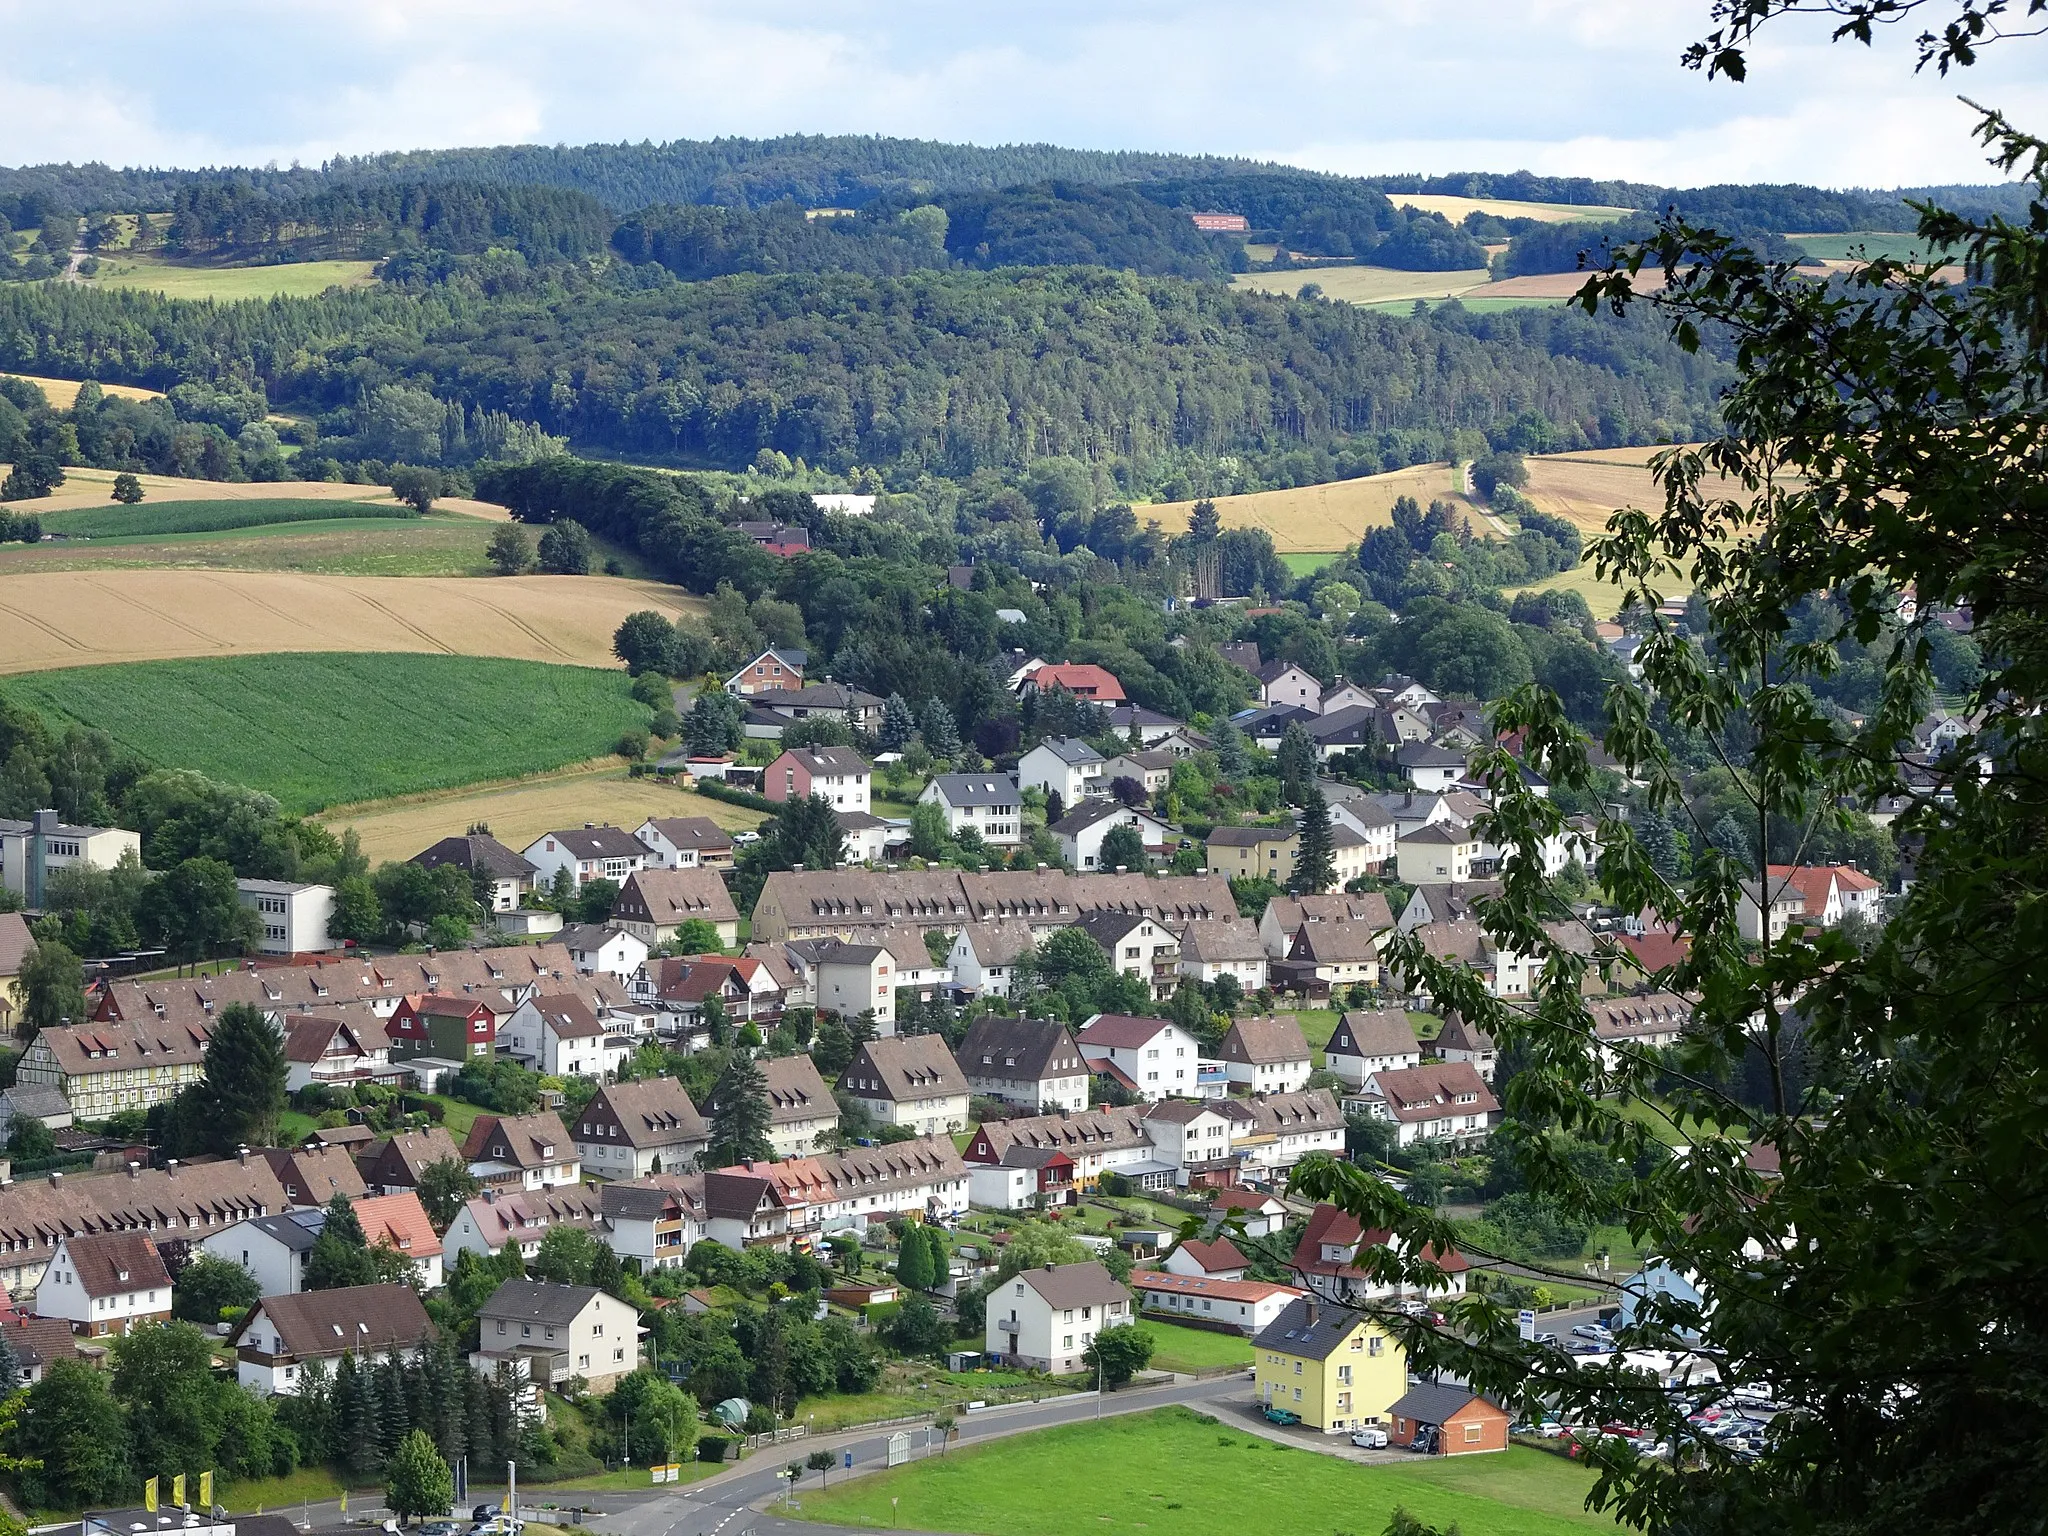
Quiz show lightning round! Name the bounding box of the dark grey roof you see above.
[243,1209,327,1253]
[1251,1297,1375,1360]
[412,834,539,881]
[558,922,626,951]
[537,826,645,859]
[782,746,872,774]
[1049,799,1153,836]
[1076,908,1153,945]
[929,774,1019,807]
[479,1277,604,1327]
[1105,705,1178,728]
[956,1017,1081,1084]
[1397,741,1471,768]
[1307,705,1381,743]
[1390,1379,1502,1424]
[1207,824,1293,847]
[1035,737,1103,766]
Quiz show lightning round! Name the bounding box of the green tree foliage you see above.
[537,518,594,574]
[14,1361,128,1509]
[884,1293,949,1359]
[1290,787,1335,896]
[138,856,255,964]
[18,939,86,1042]
[683,690,745,755]
[1083,1323,1155,1388]
[1276,722,1317,807]
[172,1251,261,1325]
[199,1001,289,1149]
[416,1157,481,1228]
[486,522,533,574]
[878,692,916,752]
[894,1226,935,1291]
[994,1223,1092,1279]
[386,1428,454,1523]
[1098,822,1148,873]
[706,1048,773,1167]
[388,466,443,514]
[110,472,143,504]
[613,610,679,674]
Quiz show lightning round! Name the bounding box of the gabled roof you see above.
[1255,659,1314,684]
[1390,1380,1505,1425]
[411,834,539,882]
[280,1009,387,1063]
[1220,1014,1310,1064]
[1263,892,1395,933]
[1293,1202,1468,1279]
[1017,1260,1128,1308]
[927,774,1020,808]
[455,1185,605,1247]
[480,1277,610,1326]
[242,1283,434,1359]
[1241,1088,1343,1134]
[1329,1009,1418,1061]
[842,1035,967,1102]
[358,1128,463,1188]
[1586,991,1694,1040]
[1433,1013,1496,1056]
[583,1079,708,1149]
[1306,705,1381,743]
[960,919,1038,968]
[530,826,645,860]
[1030,737,1104,766]
[1179,918,1266,964]
[1251,1297,1379,1360]
[262,1143,368,1204]
[1133,1270,1299,1305]
[956,1017,1082,1084]
[1403,821,1473,846]
[617,868,739,925]
[462,1112,575,1171]
[1369,1061,1499,1123]
[760,1055,836,1124]
[1206,824,1295,848]
[0,913,30,978]
[779,746,871,776]
[640,816,734,853]
[1291,924,1380,964]
[58,1231,170,1298]
[529,992,606,1041]
[1077,1013,1177,1049]
[969,1106,1151,1163]
[353,1191,441,1260]
[1075,908,1160,947]
[1029,664,1126,701]
[1396,741,1470,769]
[1173,1236,1248,1273]
[1049,799,1166,837]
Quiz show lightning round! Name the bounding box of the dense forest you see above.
[152,180,617,262]
[0,263,1730,484]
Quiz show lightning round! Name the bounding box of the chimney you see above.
[166,1159,179,1177]
[127,1161,140,1179]
[1305,1298,1319,1325]
[237,1146,250,1165]
[47,1172,61,1186]
[1044,1262,1056,1272]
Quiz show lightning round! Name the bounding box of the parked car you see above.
[472,1509,496,1526]
[1571,1324,1613,1343]
[1263,1406,1302,1426]
[1563,1339,1606,1356]
[1350,1427,1389,1448]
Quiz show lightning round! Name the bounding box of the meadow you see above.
[1787,231,1936,263]
[0,517,512,577]
[42,497,414,539]
[793,1406,1608,1536]
[86,254,381,301]
[3,653,654,813]
[1232,264,1491,305]
[325,765,766,863]
[0,570,695,672]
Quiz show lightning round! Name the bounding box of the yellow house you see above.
[1206,826,1298,884]
[1252,1295,1406,1433]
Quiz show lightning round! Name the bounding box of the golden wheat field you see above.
[1141,463,1479,551]
[3,466,509,519]
[1232,266,1492,304]
[1392,194,1637,224]
[324,768,767,864]
[5,373,166,409]
[0,571,701,674]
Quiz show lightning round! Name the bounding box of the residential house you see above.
[1217,640,1262,672]
[1282,922,1380,995]
[473,1279,645,1394]
[610,868,740,948]
[0,1155,287,1300]
[497,991,625,1080]
[280,1010,396,1094]
[352,1191,444,1289]
[637,953,783,1039]
[1395,742,1470,793]
[836,810,896,864]
[1136,1100,1241,1189]
[738,521,810,555]
[1207,1186,1288,1237]
[1162,1236,1249,1280]
[1291,1203,1469,1305]
[234,1283,434,1397]
[1756,864,1884,931]
[386,992,498,1063]
[0,811,142,905]
[1101,750,1176,798]
[1325,1010,1421,1089]
[0,911,31,1037]
[197,1209,325,1298]
[443,1185,608,1264]
[1217,1015,1313,1095]
[1107,706,1192,748]
[574,1079,708,1180]
[17,1018,211,1119]
[1396,822,1482,885]
[746,683,884,733]
[1257,892,1395,960]
[236,880,336,955]
[0,1085,69,1143]
[1328,799,1398,870]
[918,775,1022,846]
[724,647,807,696]
[599,1177,704,1272]
[1016,738,1106,804]
[861,925,951,1001]
[764,746,872,812]
[761,1055,839,1157]
[1024,663,1125,703]
[968,1145,1081,1213]
[722,1138,970,1238]
[1305,706,1383,762]
[964,1107,1166,1195]
[521,826,648,892]
[1431,1014,1498,1082]
[1176,918,1269,992]
[356,1128,464,1195]
[986,1261,1132,1375]
[947,919,1037,999]
[1229,1089,1348,1186]
[1328,825,1380,887]
[462,1112,581,1190]
[1587,992,1692,1069]
[0,1314,85,1385]
[747,867,1238,944]
[411,834,540,912]
[1395,880,1503,932]
[1050,800,1173,872]
[632,816,735,871]
[1357,1062,1501,1147]
[700,1170,791,1249]
[1318,681,1378,715]
[1205,825,1297,885]
[260,1143,367,1207]
[1252,1297,1405,1433]
[557,923,651,982]
[1388,1381,1512,1455]
[839,1035,970,1136]
[1075,910,1178,1000]
[1135,1271,1302,1336]
[1076,1014,1199,1101]
[35,1232,171,1337]
[791,937,898,1029]
[1256,661,1321,710]
[955,1016,1089,1112]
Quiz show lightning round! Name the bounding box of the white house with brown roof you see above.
[610,868,740,948]
[521,826,648,891]
[987,1261,1132,1374]
[234,1283,435,1396]
[444,1185,608,1264]
[36,1231,171,1337]
[1134,1270,1301,1335]
[1075,910,1180,1000]
[1232,1089,1347,1184]
[1049,800,1173,872]
[1076,1014,1199,1101]
[963,1107,1164,1195]
[280,1009,396,1094]
[632,816,736,871]
[790,937,898,1029]
[1397,822,1482,885]
[1284,922,1381,991]
[947,919,1036,999]
[556,923,650,982]
[1325,1009,1421,1089]
[1258,892,1395,959]
[839,1035,969,1135]
[1162,1235,1250,1280]
[474,1278,646,1396]
[411,833,540,911]
[719,1137,970,1237]
[1216,1015,1313,1094]
[1139,1099,1241,1188]
[1432,1014,1498,1081]
[498,991,629,1079]
[954,1016,1089,1112]
[462,1112,581,1190]
[1176,918,1269,991]
[761,1055,839,1157]
[574,1079,708,1180]
[1358,1062,1501,1147]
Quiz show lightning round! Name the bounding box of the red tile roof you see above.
[1029,664,1126,702]
[1293,1201,1469,1278]
[352,1191,442,1260]
[1174,1236,1248,1274]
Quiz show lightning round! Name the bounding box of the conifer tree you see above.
[1290,784,1336,896]
[706,1048,773,1167]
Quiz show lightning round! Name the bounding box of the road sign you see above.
[1518,1308,1537,1341]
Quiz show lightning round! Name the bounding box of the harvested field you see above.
[4,467,508,518]
[3,373,165,408]
[1232,264,1490,305]
[5,653,654,813]
[1393,194,1637,224]
[325,766,768,865]
[0,516,511,577]
[1521,449,1670,534]
[0,571,699,673]
[1142,462,1479,550]
[86,255,380,301]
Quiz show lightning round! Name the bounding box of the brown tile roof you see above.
[0,1313,82,1372]
[1018,1260,1128,1308]
[841,1035,967,1102]
[754,869,1238,932]
[1329,1010,1419,1060]
[58,1230,170,1298]
[725,1136,966,1205]
[261,1144,368,1205]
[280,1007,387,1063]
[1242,1088,1343,1134]
[530,993,606,1041]
[1293,1202,1469,1279]
[1291,924,1381,964]
[456,1185,605,1248]
[642,816,734,853]
[1262,892,1395,934]
[968,1107,1150,1163]
[462,1112,575,1171]
[1134,1270,1299,1305]
[582,1079,708,1150]
[0,1159,287,1278]
[760,1055,836,1126]
[1367,1062,1498,1124]
[1179,918,1266,964]
[1219,1015,1310,1065]
[616,869,739,927]
[0,913,31,978]
[1076,1014,1176,1050]
[32,1018,210,1078]
[1174,1236,1248,1273]
[357,1128,463,1189]
[353,1191,442,1260]
[239,1283,434,1360]
[1586,991,1694,1040]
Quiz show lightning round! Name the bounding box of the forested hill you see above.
[0,135,1307,215]
[0,266,1728,483]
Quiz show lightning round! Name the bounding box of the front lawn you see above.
[791,1406,1609,1535]
[1132,1319,1253,1373]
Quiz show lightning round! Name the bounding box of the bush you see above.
[697,1434,730,1463]
[111,473,144,504]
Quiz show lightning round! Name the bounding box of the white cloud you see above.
[0,0,2040,187]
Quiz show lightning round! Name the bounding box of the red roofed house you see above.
[35,1231,171,1336]
[387,992,498,1062]
[1357,1061,1500,1147]
[352,1190,445,1289]
[1163,1236,1249,1281]
[1292,1202,1468,1305]
[1189,212,1251,232]
[1075,1014,1201,1101]
[1132,1269,1302,1335]
[1760,863,1884,929]
[1025,663,1126,703]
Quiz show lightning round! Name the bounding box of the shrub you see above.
[697,1434,730,1463]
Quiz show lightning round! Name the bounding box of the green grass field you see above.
[1360,296,1567,315]
[89,255,380,301]
[43,498,413,539]
[0,517,510,576]
[1788,231,1941,263]
[5,653,652,813]
[1279,551,1346,576]
[1134,1319,1254,1372]
[793,1407,1607,1535]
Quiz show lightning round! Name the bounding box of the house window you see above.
[1465,1424,1483,1443]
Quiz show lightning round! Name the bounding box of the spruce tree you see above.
[879,693,916,752]
[920,698,961,758]
[1290,784,1336,896]
[707,1048,773,1167]
[1277,722,1317,806]
[895,1227,933,1291]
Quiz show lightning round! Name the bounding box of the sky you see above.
[2,0,2044,189]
